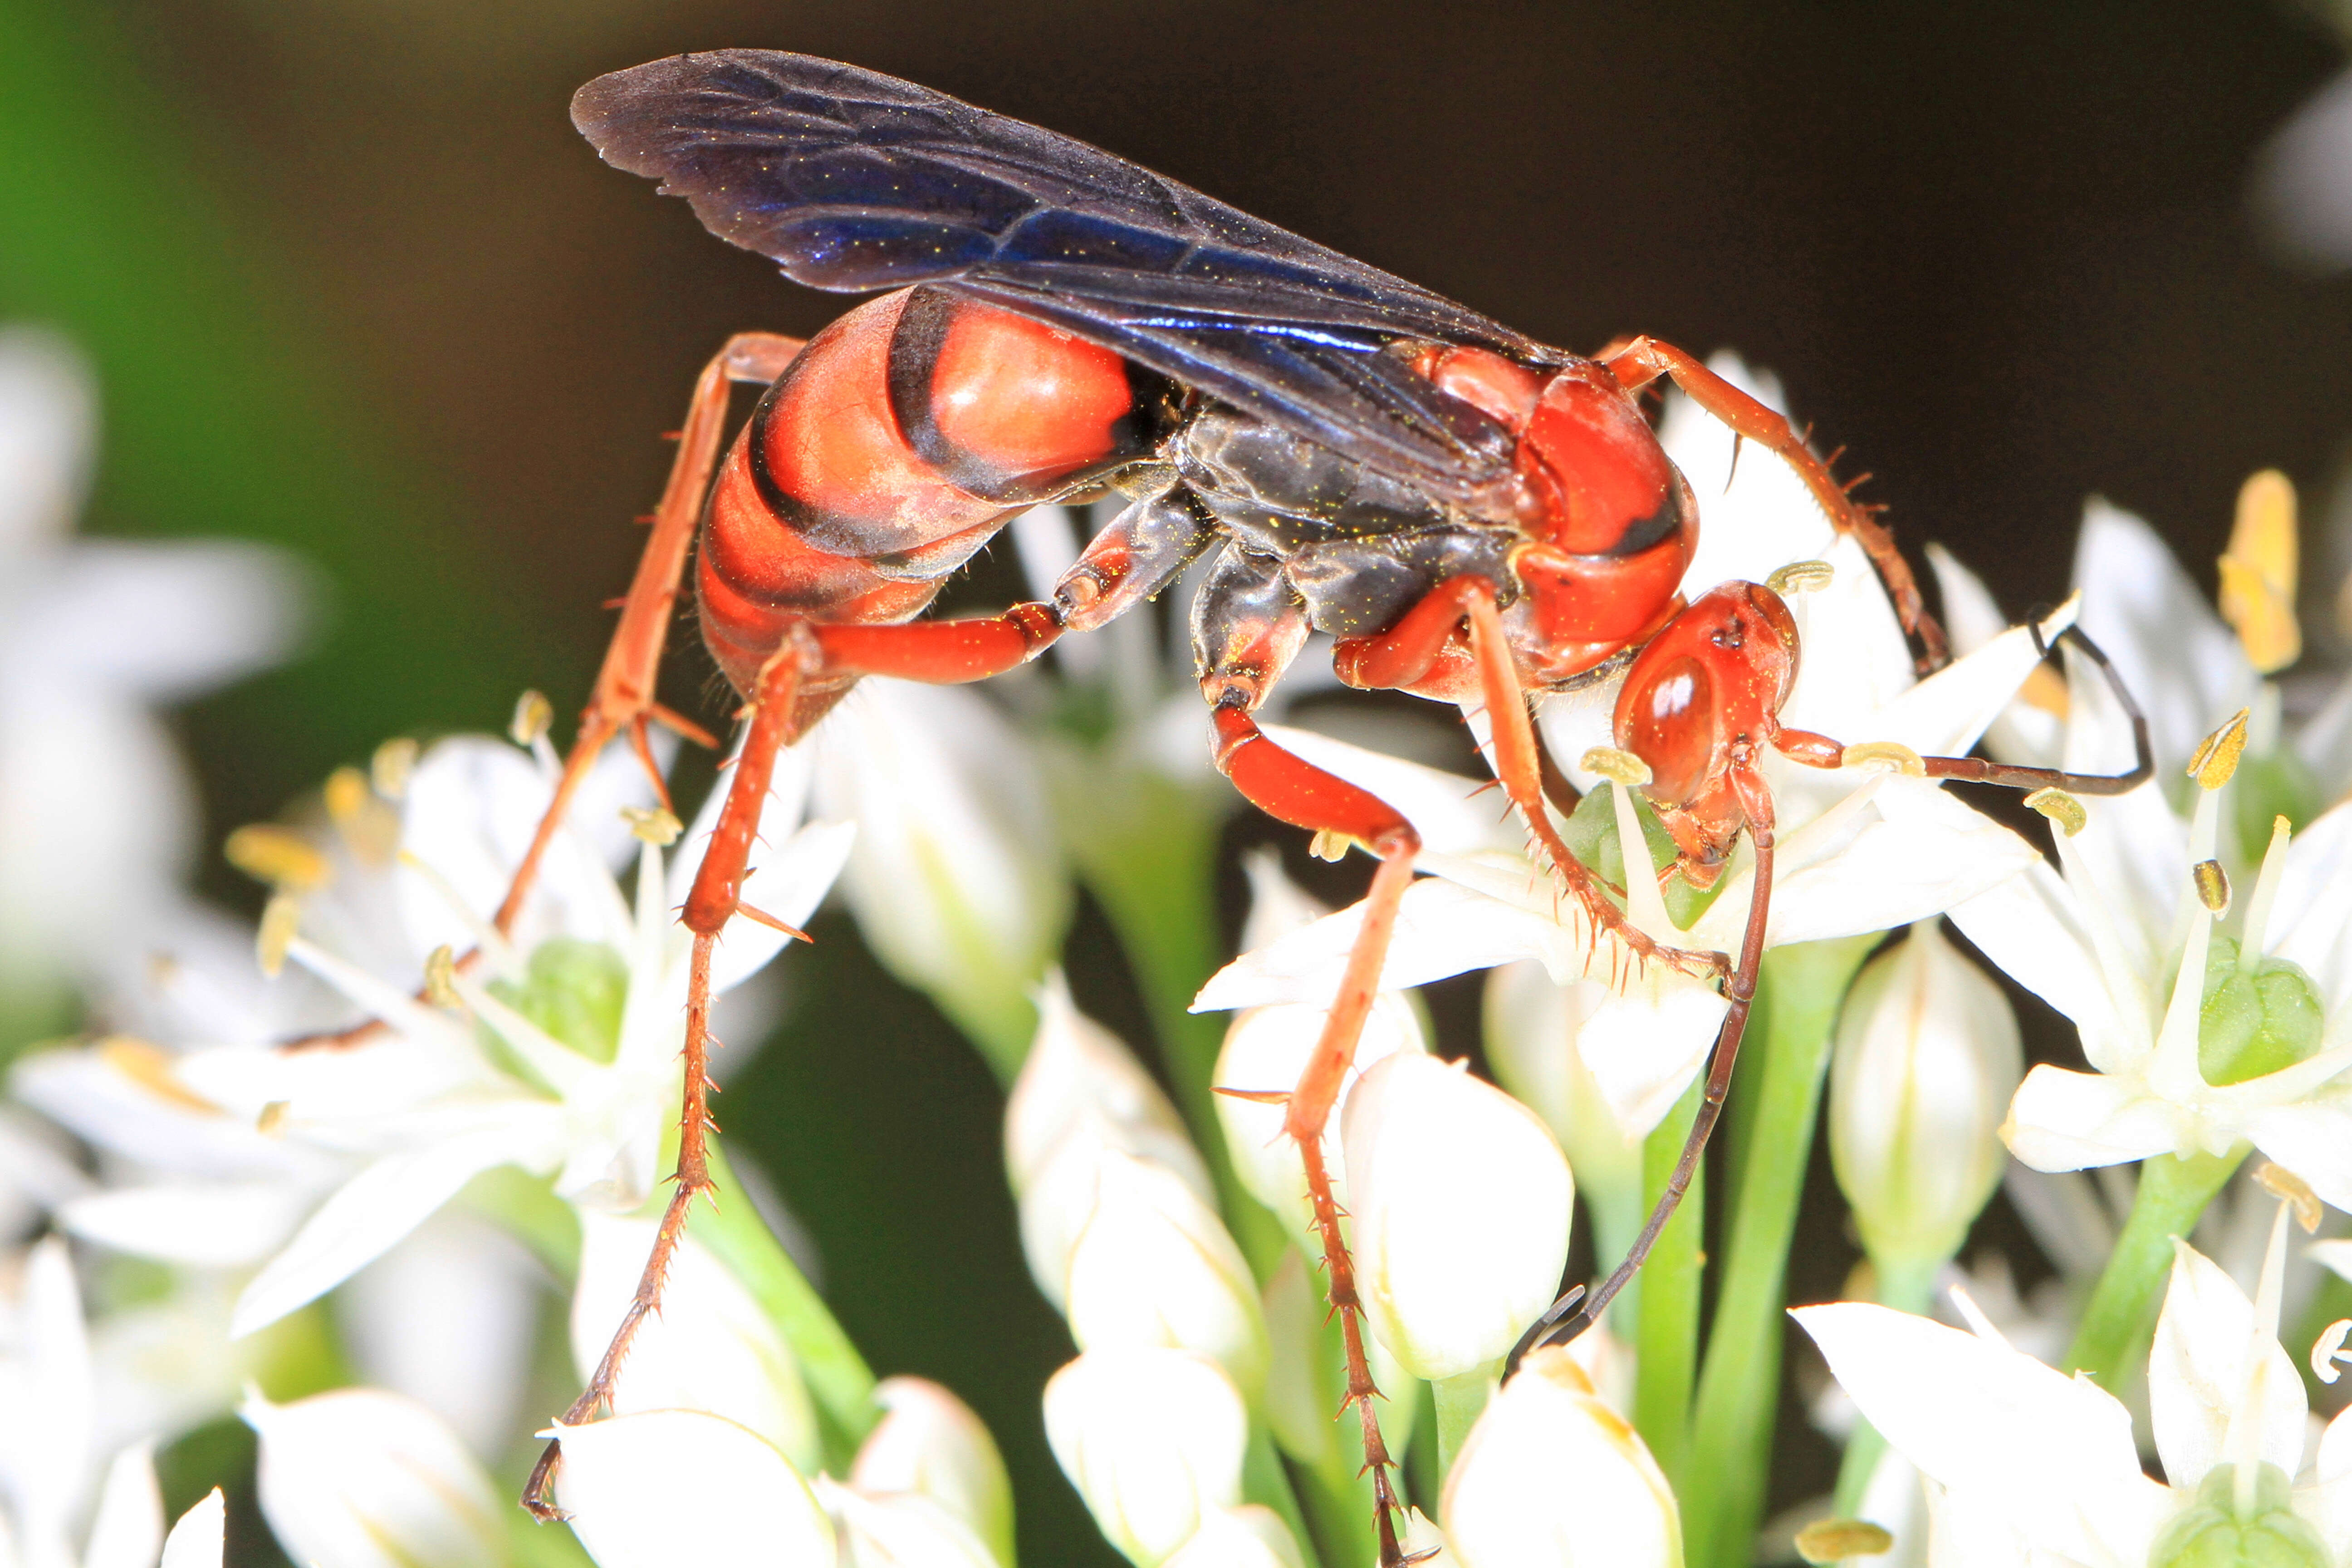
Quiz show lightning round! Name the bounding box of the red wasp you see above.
[485,51,2151,1558]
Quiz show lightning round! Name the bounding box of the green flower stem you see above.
[1433,1364,1496,1482]
[1063,763,1287,1276]
[1684,935,1877,1568]
[1634,1076,1705,1492]
[2063,1145,2246,1391]
[1830,1254,1941,1518]
[1243,1424,1318,1565]
[699,1140,881,1467]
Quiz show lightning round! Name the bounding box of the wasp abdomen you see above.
[696,287,1168,691]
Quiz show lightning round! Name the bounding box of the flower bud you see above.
[242,1387,504,1568]
[1162,1505,1307,1568]
[1441,1347,1681,1568]
[815,676,1070,1071]
[551,1409,836,1568]
[818,1476,1000,1568]
[1483,960,1640,1234]
[571,1210,820,1473]
[1008,979,1212,1306]
[1043,1349,1246,1566]
[1214,990,1424,1240]
[1066,1152,1269,1394]
[1260,1245,1415,1470]
[1828,921,2022,1271]
[850,1377,1014,1568]
[1006,976,1208,1199]
[1341,1053,1573,1380]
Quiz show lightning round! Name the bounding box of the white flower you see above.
[1483,958,1642,1258]
[1042,1348,1246,1567]
[1160,1505,1307,1568]
[1212,854,1426,1243]
[242,1386,504,1568]
[549,1408,836,1568]
[1198,609,2059,1142]
[1958,728,2352,1206]
[69,734,854,1339]
[816,1477,998,1568]
[2253,64,2352,273]
[848,1377,1014,1568]
[1004,977,1210,1308]
[1064,1152,1269,1395]
[0,328,305,1006]
[1796,1198,2350,1568]
[1439,1345,1681,1568]
[813,675,1068,1068]
[569,1209,819,1472]
[1828,920,2023,1271]
[1341,1053,1573,1381]
[0,1237,230,1568]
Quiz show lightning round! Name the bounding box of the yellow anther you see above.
[96,1036,220,1114]
[622,805,683,847]
[1766,559,1835,595]
[424,945,463,1008]
[371,736,420,799]
[2254,1161,2323,1233]
[257,893,301,978]
[2194,858,2231,915]
[2187,708,2251,791]
[1795,1520,1893,1563]
[2024,787,2087,837]
[1308,828,1356,863]
[257,1101,291,1137]
[323,766,368,827]
[225,824,331,893]
[324,765,398,867]
[1840,740,1926,777]
[1580,746,1653,787]
[2218,469,2300,674]
[510,689,554,748]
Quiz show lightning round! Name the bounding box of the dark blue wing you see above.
[572,51,1557,507]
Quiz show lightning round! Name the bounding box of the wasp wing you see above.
[572,50,1552,508]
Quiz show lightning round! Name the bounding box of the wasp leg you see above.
[1210,697,1417,1568]
[495,332,806,937]
[525,589,1076,1517]
[1339,574,1723,982]
[1509,752,1777,1372]
[1599,337,1948,671]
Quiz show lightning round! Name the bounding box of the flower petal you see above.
[59,1182,309,1269]
[2148,1241,2305,1489]
[231,1134,520,1337]
[2072,500,2255,779]
[550,1410,835,1568]
[245,1387,504,1568]
[159,1490,226,1568]
[2002,1066,2184,1171]
[81,1442,162,1568]
[1793,1302,2168,1565]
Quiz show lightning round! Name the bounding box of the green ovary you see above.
[2200,939,2323,1087]
[490,937,630,1064]
[2150,1465,2328,1568]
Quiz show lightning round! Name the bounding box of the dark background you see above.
[5,1,2349,1562]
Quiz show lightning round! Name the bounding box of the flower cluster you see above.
[10,315,2352,1568]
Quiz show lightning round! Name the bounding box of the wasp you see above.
[493,52,2151,1558]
